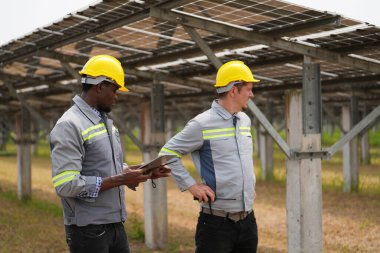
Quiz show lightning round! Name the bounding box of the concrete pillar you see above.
[259,124,273,181]
[15,106,32,200]
[165,117,173,141]
[361,131,370,165]
[286,90,323,253]
[341,106,359,192]
[360,106,371,165]
[253,118,260,158]
[259,98,274,180]
[0,121,8,151]
[286,59,323,253]
[142,81,168,250]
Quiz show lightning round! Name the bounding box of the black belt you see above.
[201,207,252,222]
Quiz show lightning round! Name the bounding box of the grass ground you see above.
[0,149,379,253]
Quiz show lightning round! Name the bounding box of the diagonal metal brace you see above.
[248,100,292,159]
[327,104,380,159]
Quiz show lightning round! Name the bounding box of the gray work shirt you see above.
[160,100,256,212]
[50,95,126,226]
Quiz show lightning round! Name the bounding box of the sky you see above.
[0,0,378,46]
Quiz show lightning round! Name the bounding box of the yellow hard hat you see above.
[214,60,260,89]
[79,54,128,92]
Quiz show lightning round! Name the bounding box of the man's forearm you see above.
[99,175,125,192]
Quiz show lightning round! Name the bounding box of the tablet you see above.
[138,155,177,175]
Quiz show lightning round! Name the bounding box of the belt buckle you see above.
[228,211,246,223]
[228,212,239,223]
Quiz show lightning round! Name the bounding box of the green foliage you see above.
[321,125,380,147]
[125,214,145,241]
[369,127,380,146]
[322,126,342,146]
[124,129,140,152]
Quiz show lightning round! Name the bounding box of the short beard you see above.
[98,105,112,113]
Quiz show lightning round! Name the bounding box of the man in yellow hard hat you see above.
[160,60,259,253]
[50,55,170,253]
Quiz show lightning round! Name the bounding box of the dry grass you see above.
[0,151,379,253]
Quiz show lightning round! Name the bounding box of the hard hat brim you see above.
[118,86,129,92]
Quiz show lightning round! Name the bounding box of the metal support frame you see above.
[327,104,380,159]
[150,7,380,73]
[182,25,222,69]
[60,60,82,94]
[4,82,47,129]
[249,99,380,161]
[302,62,322,134]
[41,51,212,92]
[109,112,144,151]
[0,1,195,65]
[285,88,323,253]
[248,100,292,159]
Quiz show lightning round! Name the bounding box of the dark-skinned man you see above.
[50,54,170,253]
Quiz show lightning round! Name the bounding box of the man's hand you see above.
[121,166,151,189]
[100,165,150,192]
[150,166,171,179]
[188,183,215,203]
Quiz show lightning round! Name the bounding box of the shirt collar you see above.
[90,107,101,118]
[211,99,234,120]
[72,95,103,124]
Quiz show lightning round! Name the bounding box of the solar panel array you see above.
[0,0,379,125]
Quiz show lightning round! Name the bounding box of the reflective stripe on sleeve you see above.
[52,170,80,187]
[159,147,182,158]
[239,126,251,136]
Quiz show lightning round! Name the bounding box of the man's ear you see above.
[229,86,236,97]
[95,83,103,94]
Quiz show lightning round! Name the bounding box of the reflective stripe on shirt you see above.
[52,170,80,187]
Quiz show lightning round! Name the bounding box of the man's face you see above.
[233,82,254,110]
[97,81,119,113]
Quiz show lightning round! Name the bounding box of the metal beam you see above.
[60,61,81,81]
[110,112,144,151]
[247,99,292,159]
[60,60,82,94]
[327,104,380,158]
[0,72,75,93]
[4,82,47,128]
[150,7,380,73]
[39,50,212,91]
[0,1,192,65]
[125,68,212,90]
[182,25,222,69]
